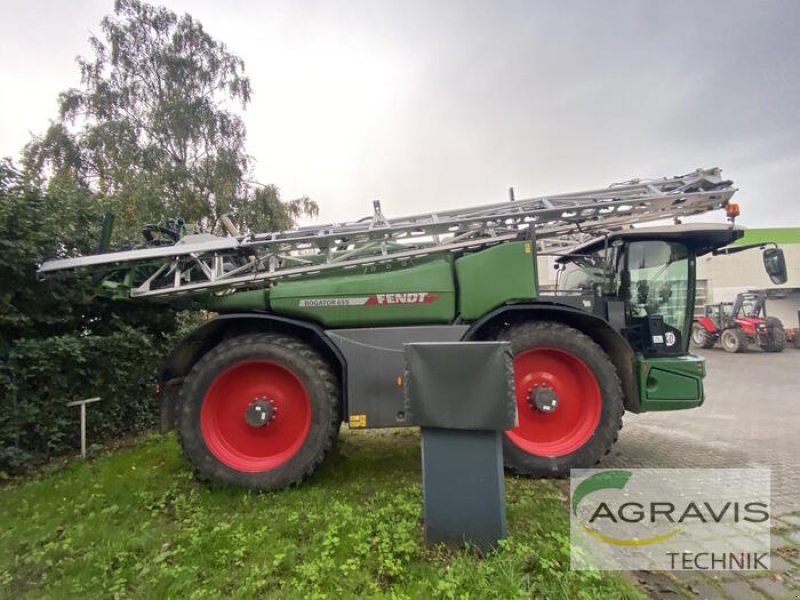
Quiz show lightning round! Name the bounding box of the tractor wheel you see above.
[763,317,786,353]
[500,321,623,477]
[720,328,748,353]
[691,323,716,349]
[176,333,340,491]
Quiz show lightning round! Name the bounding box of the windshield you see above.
[625,241,692,352]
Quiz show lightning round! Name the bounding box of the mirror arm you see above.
[713,241,777,256]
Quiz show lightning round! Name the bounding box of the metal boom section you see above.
[38,168,737,301]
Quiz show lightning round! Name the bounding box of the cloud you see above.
[2,0,798,227]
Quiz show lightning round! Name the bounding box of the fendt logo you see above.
[369,293,438,304]
[570,469,771,571]
[298,293,439,308]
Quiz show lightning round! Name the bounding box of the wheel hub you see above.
[244,398,276,428]
[529,384,559,414]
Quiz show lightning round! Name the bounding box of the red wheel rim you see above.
[506,347,601,457]
[200,360,311,472]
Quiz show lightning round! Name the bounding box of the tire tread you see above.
[175,332,340,491]
[502,321,624,478]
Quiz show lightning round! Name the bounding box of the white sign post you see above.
[65,397,102,458]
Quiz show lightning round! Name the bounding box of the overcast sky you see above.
[1,0,798,228]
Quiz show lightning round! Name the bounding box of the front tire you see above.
[763,317,786,352]
[721,328,747,353]
[501,321,623,477]
[176,333,340,491]
[691,322,716,349]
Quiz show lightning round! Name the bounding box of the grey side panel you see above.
[421,429,506,551]
[328,326,469,428]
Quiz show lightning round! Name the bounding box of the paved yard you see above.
[603,347,800,516]
[600,347,800,598]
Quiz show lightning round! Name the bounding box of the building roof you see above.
[732,228,800,246]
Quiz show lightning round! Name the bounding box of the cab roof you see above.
[556,223,745,261]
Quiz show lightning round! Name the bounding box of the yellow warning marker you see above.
[349,414,367,428]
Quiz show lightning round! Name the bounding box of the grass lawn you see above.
[0,430,643,599]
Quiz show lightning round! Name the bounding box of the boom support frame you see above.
[39,168,737,301]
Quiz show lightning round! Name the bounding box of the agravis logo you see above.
[570,469,771,571]
[572,470,683,546]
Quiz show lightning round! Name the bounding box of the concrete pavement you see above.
[601,347,800,599]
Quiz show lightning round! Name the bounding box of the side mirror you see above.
[762,248,787,285]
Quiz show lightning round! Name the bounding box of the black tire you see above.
[176,333,341,491]
[500,321,623,477]
[720,328,747,353]
[691,322,716,349]
[763,317,786,353]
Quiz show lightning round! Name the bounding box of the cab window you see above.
[624,241,692,351]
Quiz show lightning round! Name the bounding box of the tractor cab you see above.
[703,301,734,330]
[554,224,786,357]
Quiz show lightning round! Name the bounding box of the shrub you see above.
[0,326,170,474]
[0,160,192,475]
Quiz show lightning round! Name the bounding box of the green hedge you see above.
[0,161,197,475]
[0,326,170,475]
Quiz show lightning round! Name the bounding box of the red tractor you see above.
[692,291,786,353]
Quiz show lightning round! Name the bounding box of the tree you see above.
[239,185,319,233]
[24,0,252,238]
[1,1,323,474]
[24,0,321,243]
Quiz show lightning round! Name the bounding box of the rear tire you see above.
[763,317,786,352]
[691,322,716,349]
[501,321,623,477]
[176,333,340,491]
[721,328,747,353]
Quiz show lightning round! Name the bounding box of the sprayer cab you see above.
[553,224,784,356]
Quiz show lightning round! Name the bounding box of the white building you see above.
[695,228,800,328]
